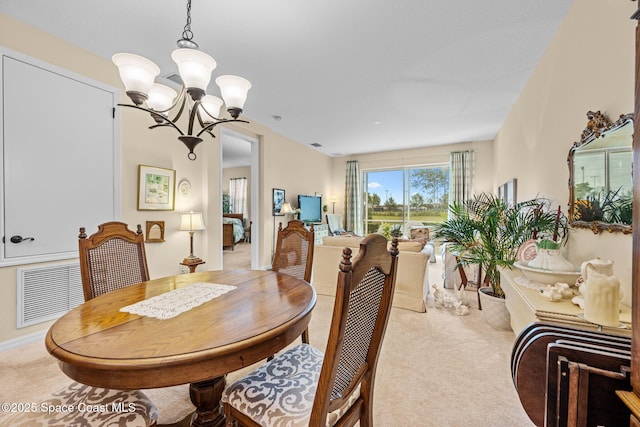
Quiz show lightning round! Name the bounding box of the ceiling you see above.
[1,0,573,166]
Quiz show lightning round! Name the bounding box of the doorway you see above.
[221,128,259,269]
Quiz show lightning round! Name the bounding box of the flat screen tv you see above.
[298,195,322,224]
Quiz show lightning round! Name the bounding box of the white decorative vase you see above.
[478,287,511,331]
[583,272,621,327]
[527,240,574,272]
[578,259,621,327]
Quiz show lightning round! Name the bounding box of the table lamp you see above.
[179,211,206,263]
[280,202,294,215]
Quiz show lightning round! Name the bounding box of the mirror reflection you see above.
[568,111,633,234]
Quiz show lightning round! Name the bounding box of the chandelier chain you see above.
[182,0,194,41]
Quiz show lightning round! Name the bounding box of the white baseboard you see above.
[0,330,47,352]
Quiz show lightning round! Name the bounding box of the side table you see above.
[180,258,206,273]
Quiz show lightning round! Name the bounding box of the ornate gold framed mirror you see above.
[567,111,633,234]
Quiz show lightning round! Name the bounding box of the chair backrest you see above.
[272,219,315,282]
[326,213,345,235]
[78,221,150,301]
[310,234,399,425]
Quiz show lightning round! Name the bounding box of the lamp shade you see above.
[280,202,294,214]
[147,83,178,111]
[171,48,217,92]
[112,53,160,97]
[199,95,223,121]
[215,75,251,110]
[179,211,206,231]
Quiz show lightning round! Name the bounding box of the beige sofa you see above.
[311,235,430,312]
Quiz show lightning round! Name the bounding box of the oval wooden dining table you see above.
[45,269,316,427]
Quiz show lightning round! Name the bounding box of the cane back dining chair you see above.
[4,224,158,426]
[272,219,315,343]
[78,221,150,301]
[223,234,399,427]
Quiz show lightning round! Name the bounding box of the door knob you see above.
[9,235,35,243]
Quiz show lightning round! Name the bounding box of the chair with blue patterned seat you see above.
[2,222,159,426]
[223,234,399,427]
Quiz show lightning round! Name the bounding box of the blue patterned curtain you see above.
[449,151,474,208]
[344,161,363,235]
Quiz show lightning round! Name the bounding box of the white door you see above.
[1,53,118,264]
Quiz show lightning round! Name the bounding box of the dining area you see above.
[46,268,316,426]
[2,221,402,427]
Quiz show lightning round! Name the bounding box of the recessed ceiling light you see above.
[272,115,282,121]
[373,120,381,125]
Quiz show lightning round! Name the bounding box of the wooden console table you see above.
[500,267,631,337]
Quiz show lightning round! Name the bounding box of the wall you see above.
[328,140,494,216]
[0,14,332,344]
[259,134,332,262]
[493,0,636,305]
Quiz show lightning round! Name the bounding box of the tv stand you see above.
[305,223,328,245]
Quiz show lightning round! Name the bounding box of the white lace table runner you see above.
[120,282,236,319]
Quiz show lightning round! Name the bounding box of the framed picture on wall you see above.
[273,188,285,216]
[145,221,165,242]
[137,165,176,210]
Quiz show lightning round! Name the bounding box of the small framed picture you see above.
[273,188,285,216]
[138,165,176,211]
[145,220,165,242]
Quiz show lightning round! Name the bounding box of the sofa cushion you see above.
[311,244,429,313]
[322,235,364,248]
[324,235,425,253]
[389,240,424,252]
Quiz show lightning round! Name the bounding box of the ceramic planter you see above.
[478,287,511,331]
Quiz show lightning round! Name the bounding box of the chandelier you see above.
[112,0,251,160]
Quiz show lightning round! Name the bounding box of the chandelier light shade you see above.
[215,75,252,117]
[200,95,224,121]
[171,48,217,93]
[147,83,178,112]
[112,53,160,105]
[112,0,251,160]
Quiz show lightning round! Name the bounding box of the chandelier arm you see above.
[149,123,177,130]
[117,103,186,136]
[196,119,250,138]
[187,100,202,136]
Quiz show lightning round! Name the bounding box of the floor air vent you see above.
[17,262,84,328]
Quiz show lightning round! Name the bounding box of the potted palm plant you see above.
[433,193,568,329]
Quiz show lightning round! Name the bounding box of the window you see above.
[363,165,449,235]
[573,148,632,200]
[229,177,248,216]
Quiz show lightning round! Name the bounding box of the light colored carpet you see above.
[223,241,251,269]
[0,254,534,427]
